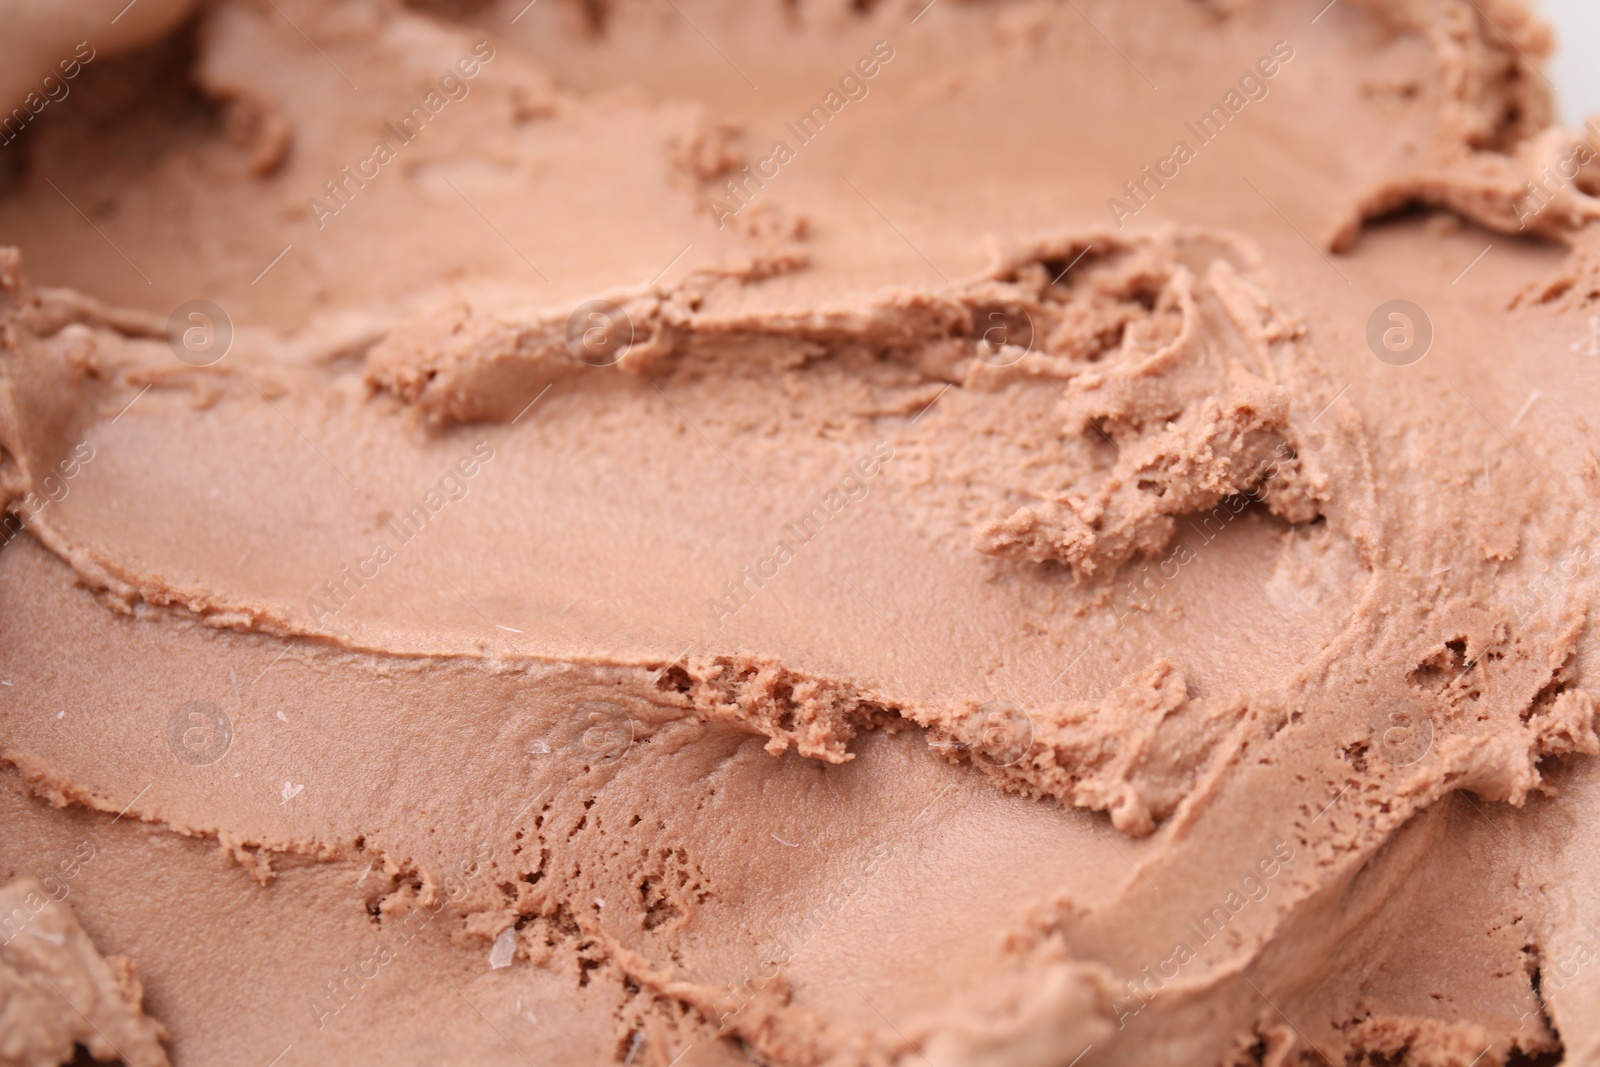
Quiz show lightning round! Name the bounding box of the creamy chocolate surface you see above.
[3,0,1600,1064]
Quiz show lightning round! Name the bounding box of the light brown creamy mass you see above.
[3,0,1600,1064]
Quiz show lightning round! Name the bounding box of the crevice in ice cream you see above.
[5,0,1600,1063]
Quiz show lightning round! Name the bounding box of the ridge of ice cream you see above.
[4,1,1600,1064]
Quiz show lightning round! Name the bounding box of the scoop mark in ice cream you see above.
[165,699,232,766]
[564,299,634,367]
[970,236,1334,577]
[9,0,1600,1058]
[1366,300,1432,366]
[165,300,233,367]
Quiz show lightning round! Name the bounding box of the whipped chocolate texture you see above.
[4,0,1600,1064]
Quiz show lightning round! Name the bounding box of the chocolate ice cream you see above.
[3,0,1600,1064]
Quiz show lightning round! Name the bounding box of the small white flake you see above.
[275,710,288,723]
[1510,388,1542,430]
[356,862,372,886]
[489,926,517,969]
[280,781,304,803]
[1573,316,1600,356]
[56,711,64,719]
